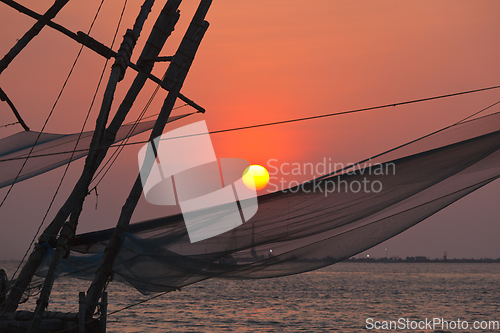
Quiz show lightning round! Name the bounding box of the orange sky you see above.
[1,0,500,259]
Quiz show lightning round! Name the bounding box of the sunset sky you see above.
[1,0,500,260]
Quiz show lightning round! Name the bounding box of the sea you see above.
[2,261,500,333]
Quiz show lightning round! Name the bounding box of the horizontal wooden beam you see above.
[0,0,205,114]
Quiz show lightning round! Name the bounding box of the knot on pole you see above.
[113,29,137,81]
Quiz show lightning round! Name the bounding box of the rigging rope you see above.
[52,287,181,333]
[1,84,499,164]
[0,121,19,128]
[9,0,127,282]
[207,84,500,135]
[316,99,500,181]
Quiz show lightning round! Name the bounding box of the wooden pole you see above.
[0,87,29,131]
[78,292,86,333]
[84,0,212,317]
[0,0,70,76]
[27,210,85,333]
[2,0,163,314]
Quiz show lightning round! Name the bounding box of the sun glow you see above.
[242,165,270,191]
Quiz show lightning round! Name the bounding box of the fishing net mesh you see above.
[35,111,500,294]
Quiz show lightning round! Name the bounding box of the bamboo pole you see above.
[84,0,212,317]
[0,87,29,131]
[0,0,70,76]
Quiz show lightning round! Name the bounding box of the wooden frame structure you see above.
[0,0,211,331]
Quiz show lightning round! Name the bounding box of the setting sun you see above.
[242,165,270,191]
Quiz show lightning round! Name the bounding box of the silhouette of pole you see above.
[85,0,212,319]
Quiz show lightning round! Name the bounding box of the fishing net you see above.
[0,115,189,189]
[37,111,500,294]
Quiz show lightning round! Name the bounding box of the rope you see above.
[0,111,197,163]
[9,0,127,282]
[50,288,177,333]
[0,121,19,128]
[107,289,176,316]
[1,84,499,164]
[316,99,500,181]
[208,84,500,135]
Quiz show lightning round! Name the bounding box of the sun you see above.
[242,165,270,191]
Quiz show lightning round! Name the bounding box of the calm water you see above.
[2,261,500,332]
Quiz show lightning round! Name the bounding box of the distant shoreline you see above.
[343,257,500,263]
[2,258,500,264]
